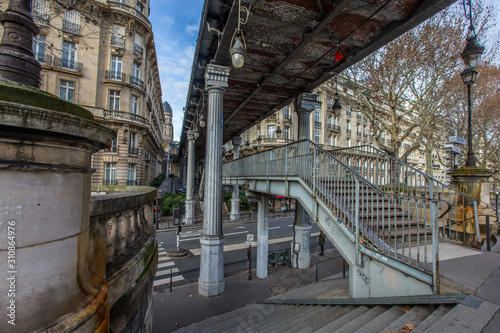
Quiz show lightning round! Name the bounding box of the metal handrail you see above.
[330,144,482,205]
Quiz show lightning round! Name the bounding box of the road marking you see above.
[288,224,293,227]
[155,244,184,287]
[189,232,320,256]
[269,226,280,230]
[179,230,249,242]
[153,275,184,287]
[235,226,247,229]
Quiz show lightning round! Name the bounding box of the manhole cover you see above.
[267,284,290,294]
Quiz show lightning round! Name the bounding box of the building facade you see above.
[1,0,165,186]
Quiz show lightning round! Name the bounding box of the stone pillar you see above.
[230,136,242,221]
[292,93,316,269]
[0,81,114,332]
[257,194,270,278]
[185,130,199,226]
[450,167,496,243]
[198,64,230,296]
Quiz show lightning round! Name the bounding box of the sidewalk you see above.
[152,249,345,332]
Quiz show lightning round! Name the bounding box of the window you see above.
[63,10,81,34]
[32,0,49,23]
[346,120,350,131]
[108,90,120,110]
[284,126,290,139]
[131,95,138,114]
[131,61,141,86]
[129,132,138,154]
[62,41,77,70]
[106,138,118,152]
[284,106,291,120]
[136,3,144,13]
[315,108,321,123]
[127,164,136,185]
[314,129,321,143]
[267,125,275,139]
[110,55,123,80]
[59,80,75,103]
[32,35,46,64]
[333,135,337,146]
[111,25,125,47]
[134,33,143,55]
[104,162,117,185]
[346,138,350,147]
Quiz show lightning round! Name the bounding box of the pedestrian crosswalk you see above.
[154,242,184,287]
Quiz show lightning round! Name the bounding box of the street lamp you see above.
[459,0,485,167]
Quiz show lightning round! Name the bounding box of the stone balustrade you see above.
[90,185,158,333]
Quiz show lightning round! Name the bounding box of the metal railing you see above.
[133,43,143,56]
[328,124,341,132]
[223,139,482,291]
[130,75,146,90]
[330,145,482,247]
[62,20,81,35]
[52,56,83,73]
[105,70,126,82]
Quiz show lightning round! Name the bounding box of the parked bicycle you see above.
[268,249,291,270]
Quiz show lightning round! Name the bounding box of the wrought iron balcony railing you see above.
[105,70,126,82]
[62,20,81,35]
[130,75,146,90]
[52,56,83,73]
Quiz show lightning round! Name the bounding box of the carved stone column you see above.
[292,93,317,268]
[230,136,242,221]
[198,64,230,296]
[185,130,199,226]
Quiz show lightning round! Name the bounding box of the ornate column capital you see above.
[232,136,242,146]
[187,130,199,142]
[296,93,318,113]
[205,64,230,90]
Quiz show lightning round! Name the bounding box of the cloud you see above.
[161,16,175,27]
[186,24,198,36]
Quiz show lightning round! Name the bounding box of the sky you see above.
[148,0,500,143]
[149,0,204,142]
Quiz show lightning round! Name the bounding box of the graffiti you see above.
[357,269,371,286]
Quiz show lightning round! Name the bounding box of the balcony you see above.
[433,164,441,169]
[52,56,83,73]
[126,179,142,185]
[62,20,81,35]
[363,133,368,138]
[35,53,51,66]
[357,131,361,136]
[328,124,341,132]
[111,35,125,48]
[134,43,143,56]
[102,110,148,126]
[284,114,292,121]
[130,75,146,90]
[357,114,361,119]
[346,129,351,134]
[33,13,49,25]
[363,116,368,122]
[346,110,352,117]
[104,179,117,185]
[104,146,118,153]
[403,143,411,148]
[314,121,321,128]
[105,70,126,83]
[129,147,139,155]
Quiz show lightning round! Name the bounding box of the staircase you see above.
[176,277,497,333]
[222,139,483,298]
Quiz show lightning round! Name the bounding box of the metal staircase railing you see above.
[223,139,481,291]
[329,145,482,246]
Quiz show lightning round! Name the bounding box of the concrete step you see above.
[331,305,390,333]
[270,277,348,301]
[249,304,309,332]
[313,305,370,333]
[378,305,433,332]
[423,301,499,333]
[278,305,334,332]
[261,305,318,332]
[356,305,408,332]
[413,305,454,333]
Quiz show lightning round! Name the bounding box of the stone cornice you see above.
[205,64,230,89]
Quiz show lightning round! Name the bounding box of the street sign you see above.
[448,136,466,146]
[444,144,461,154]
[245,233,256,246]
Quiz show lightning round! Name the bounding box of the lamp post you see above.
[460,32,484,168]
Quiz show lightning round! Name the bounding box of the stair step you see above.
[423,301,499,333]
[313,305,367,333]
[413,305,455,333]
[263,305,318,332]
[331,305,389,333]
[202,304,275,333]
[356,305,408,332]
[278,305,334,332]
[379,305,434,332]
[251,305,311,332]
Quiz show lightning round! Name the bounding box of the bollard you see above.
[170,269,173,292]
[247,246,252,280]
[486,216,491,252]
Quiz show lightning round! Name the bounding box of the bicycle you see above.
[268,249,291,271]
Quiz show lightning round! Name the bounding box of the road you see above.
[153,217,336,291]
